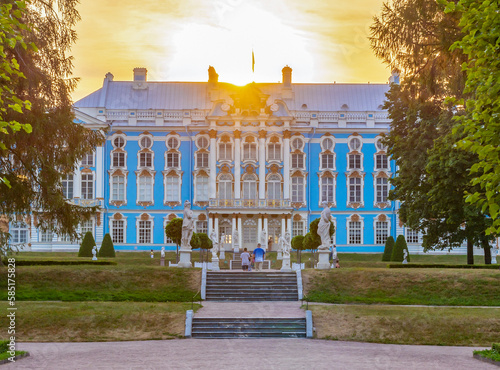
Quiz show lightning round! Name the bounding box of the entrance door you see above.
[242,218,258,250]
[219,220,232,251]
[268,219,281,251]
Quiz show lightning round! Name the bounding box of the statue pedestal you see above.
[277,251,283,260]
[219,249,225,260]
[492,250,497,264]
[281,255,292,272]
[177,249,192,268]
[233,245,239,253]
[92,257,97,261]
[316,250,331,270]
[211,256,220,271]
[160,257,165,267]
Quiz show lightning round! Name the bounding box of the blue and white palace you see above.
[21,66,427,253]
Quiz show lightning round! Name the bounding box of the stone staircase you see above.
[205,271,298,301]
[191,318,306,338]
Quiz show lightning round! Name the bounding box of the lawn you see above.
[310,304,500,346]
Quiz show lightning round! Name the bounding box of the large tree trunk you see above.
[467,237,474,265]
[482,238,491,265]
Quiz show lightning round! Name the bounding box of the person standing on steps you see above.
[253,243,265,271]
[240,248,250,271]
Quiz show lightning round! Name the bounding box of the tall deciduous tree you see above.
[165,218,182,263]
[0,0,104,255]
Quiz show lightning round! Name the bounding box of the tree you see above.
[78,231,95,258]
[449,0,500,236]
[165,218,182,263]
[291,235,305,264]
[391,235,409,262]
[382,236,395,261]
[99,233,115,258]
[197,232,212,262]
[0,0,105,258]
[190,232,200,250]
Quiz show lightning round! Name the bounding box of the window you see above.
[113,152,125,167]
[349,177,361,203]
[268,143,281,161]
[196,152,209,168]
[375,221,388,244]
[321,177,335,203]
[139,152,153,168]
[322,137,334,151]
[196,176,209,201]
[197,136,208,149]
[243,143,257,160]
[113,136,125,148]
[348,221,362,244]
[166,152,179,168]
[321,154,334,169]
[291,138,303,150]
[196,220,208,234]
[112,176,126,201]
[292,153,304,168]
[218,174,232,199]
[138,176,153,202]
[219,143,232,161]
[10,222,28,244]
[138,220,152,243]
[291,177,304,203]
[140,136,153,149]
[376,178,389,203]
[167,137,179,149]
[376,138,387,151]
[62,174,73,199]
[81,152,94,167]
[349,137,362,151]
[348,154,361,169]
[375,154,388,170]
[165,176,179,202]
[111,220,125,243]
[267,174,281,200]
[292,221,304,237]
[406,228,419,243]
[39,229,53,242]
[81,173,94,199]
[81,219,93,237]
[242,176,257,200]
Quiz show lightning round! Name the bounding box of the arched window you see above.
[218,173,233,200]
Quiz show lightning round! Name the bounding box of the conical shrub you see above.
[382,236,395,261]
[391,235,409,262]
[99,233,115,257]
[78,231,95,257]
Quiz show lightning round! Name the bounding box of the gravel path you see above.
[5,339,493,370]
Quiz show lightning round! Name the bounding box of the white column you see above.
[234,130,241,199]
[281,217,286,236]
[257,217,262,245]
[208,215,213,236]
[96,146,103,198]
[286,216,291,233]
[237,217,242,246]
[232,215,237,251]
[258,130,266,199]
[263,217,268,250]
[283,131,290,199]
[209,131,217,199]
[74,167,81,198]
[214,216,219,238]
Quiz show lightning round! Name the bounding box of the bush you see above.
[382,236,395,261]
[198,233,213,250]
[99,233,115,257]
[0,340,8,354]
[291,235,305,251]
[391,235,409,262]
[78,232,96,257]
[190,232,201,249]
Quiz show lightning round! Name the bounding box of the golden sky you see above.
[72,0,389,102]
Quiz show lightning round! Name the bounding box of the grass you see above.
[310,305,500,346]
[303,268,500,306]
[474,345,500,363]
[0,301,199,342]
[0,265,201,302]
[0,351,27,361]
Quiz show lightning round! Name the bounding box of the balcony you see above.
[209,198,291,209]
[68,198,103,207]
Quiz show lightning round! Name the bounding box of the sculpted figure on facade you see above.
[232,230,239,248]
[181,200,195,250]
[261,228,267,246]
[210,230,219,258]
[317,201,332,250]
[283,231,292,257]
[278,234,285,253]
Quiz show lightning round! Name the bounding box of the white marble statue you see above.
[210,230,219,258]
[332,245,337,260]
[181,200,195,250]
[233,230,239,248]
[278,234,285,253]
[161,247,165,258]
[403,249,408,264]
[260,228,267,247]
[219,233,226,259]
[317,201,332,250]
[492,247,498,264]
[283,231,292,257]
[92,246,97,261]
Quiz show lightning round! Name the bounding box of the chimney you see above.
[133,67,147,82]
[208,66,218,84]
[282,66,292,88]
[389,70,400,85]
[105,72,114,81]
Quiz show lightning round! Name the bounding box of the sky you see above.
[71,0,390,102]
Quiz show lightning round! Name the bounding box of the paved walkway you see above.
[195,301,305,318]
[6,340,493,369]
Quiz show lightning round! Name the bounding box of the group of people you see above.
[239,243,266,271]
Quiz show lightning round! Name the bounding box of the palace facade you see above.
[21,66,426,253]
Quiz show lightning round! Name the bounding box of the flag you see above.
[252,49,255,73]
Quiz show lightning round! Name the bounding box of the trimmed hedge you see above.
[1,260,117,266]
[391,235,410,262]
[78,231,96,257]
[382,236,395,261]
[99,233,115,257]
[388,263,499,269]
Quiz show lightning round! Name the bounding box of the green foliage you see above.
[98,233,115,258]
[78,232,95,258]
[382,236,395,261]
[474,344,500,363]
[307,218,335,250]
[391,235,409,262]
[0,340,8,353]
[388,264,499,269]
[291,235,305,251]
[1,260,116,266]
[190,232,200,249]
[197,233,213,250]
[303,232,320,251]
[165,218,182,246]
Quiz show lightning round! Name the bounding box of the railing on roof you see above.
[209,198,291,209]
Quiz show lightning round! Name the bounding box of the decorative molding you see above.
[347,202,363,209]
[110,200,126,208]
[234,130,241,139]
[138,201,153,208]
[375,202,391,209]
[293,214,303,221]
[351,214,360,222]
[259,130,267,139]
[165,201,181,208]
[113,213,123,220]
[377,214,387,222]
[168,213,177,221]
[140,213,150,221]
[209,129,217,139]
[291,202,306,209]
[283,130,291,139]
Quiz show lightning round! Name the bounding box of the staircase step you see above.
[191,318,306,338]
